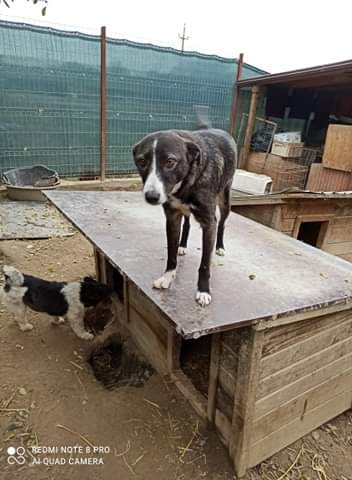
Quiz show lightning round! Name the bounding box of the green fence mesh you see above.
[0,20,265,177]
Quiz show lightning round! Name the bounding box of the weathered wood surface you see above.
[251,310,352,462]
[46,191,352,339]
[207,333,222,426]
[233,199,352,262]
[250,389,352,468]
[230,328,264,477]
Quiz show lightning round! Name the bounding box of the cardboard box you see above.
[271,141,304,158]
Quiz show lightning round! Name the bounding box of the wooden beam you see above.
[229,327,264,477]
[254,301,352,331]
[207,333,222,426]
[94,247,101,281]
[100,26,107,182]
[229,53,244,137]
[240,85,260,169]
[167,330,181,372]
[171,370,208,419]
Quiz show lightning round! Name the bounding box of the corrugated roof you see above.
[236,59,352,89]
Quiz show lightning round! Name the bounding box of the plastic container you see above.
[2,165,60,201]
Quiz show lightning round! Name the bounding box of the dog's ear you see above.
[185,141,201,165]
[132,141,141,158]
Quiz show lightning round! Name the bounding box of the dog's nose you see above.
[145,190,160,205]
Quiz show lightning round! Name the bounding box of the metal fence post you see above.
[100,26,107,181]
[230,52,244,138]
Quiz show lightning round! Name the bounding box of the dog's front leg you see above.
[66,311,94,341]
[16,306,34,332]
[153,207,182,289]
[178,215,190,256]
[196,219,216,306]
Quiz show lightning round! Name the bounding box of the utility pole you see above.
[178,23,189,53]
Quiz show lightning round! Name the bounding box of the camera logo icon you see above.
[7,446,26,465]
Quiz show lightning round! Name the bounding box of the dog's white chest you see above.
[169,197,191,216]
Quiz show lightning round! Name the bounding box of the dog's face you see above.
[133,132,200,205]
[2,265,24,289]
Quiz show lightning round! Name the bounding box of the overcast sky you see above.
[1,0,351,73]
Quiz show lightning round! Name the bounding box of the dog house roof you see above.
[46,191,352,339]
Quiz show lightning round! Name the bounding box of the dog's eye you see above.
[166,157,176,169]
[136,156,147,169]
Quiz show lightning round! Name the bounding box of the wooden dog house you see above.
[231,191,352,263]
[46,191,352,477]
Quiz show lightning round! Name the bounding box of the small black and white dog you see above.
[0,265,113,340]
[133,115,237,306]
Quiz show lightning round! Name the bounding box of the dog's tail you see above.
[2,265,24,287]
[194,105,212,130]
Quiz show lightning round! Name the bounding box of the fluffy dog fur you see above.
[133,115,237,306]
[0,265,113,340]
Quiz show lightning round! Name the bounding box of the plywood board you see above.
[45,191,352,339]
[322,124,352,172]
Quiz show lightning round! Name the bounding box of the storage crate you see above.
[271,141,304,158]
[246,152,309,192]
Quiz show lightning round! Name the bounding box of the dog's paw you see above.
[178,247,187,256]
[19,323,34,332]
[51,317,65,326]
[153,270,176,289]
[196,291,212,307]
[216,248,225,256]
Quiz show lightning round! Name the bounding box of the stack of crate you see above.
[246,132,308,192]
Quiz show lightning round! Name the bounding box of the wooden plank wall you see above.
[127,282,171,374]
[248,310,352,468]
[325,214,352,262]
[306,164,352,191]
[214,329,243,447]
[277,200,336,236]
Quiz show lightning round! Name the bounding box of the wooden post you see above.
[207,333,222,426]
[100,26,107,181]
[94,247,101,281]
[240,85,260,169]
[229,327,264,477]
[229,53,244,137]
[167,330,181,372]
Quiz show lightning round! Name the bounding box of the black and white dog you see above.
[133,117,237,306]
[0,265,113,340]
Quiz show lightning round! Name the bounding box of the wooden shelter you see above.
[46,191,352,477]
[234,60,352,192]
[231,190,352,263]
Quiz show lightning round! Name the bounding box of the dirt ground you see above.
[1,229,352,480]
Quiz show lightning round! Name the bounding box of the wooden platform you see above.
[45,191,352,477]
[46,191,352,338]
